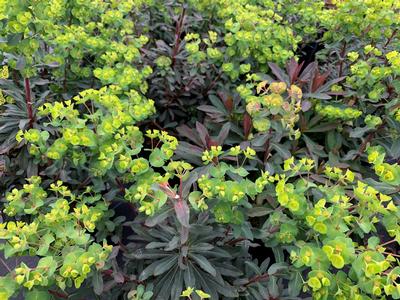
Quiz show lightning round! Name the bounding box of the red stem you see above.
[244,273,270,287]
[48,290,68,299]
[102,269,143,284]
[171,7,186,67]
[179,176,183,200]
[203,70,223,95]
[116,177,126,193]
[24,77,34,128]
[338,41,347,78]
[384,29,397,49]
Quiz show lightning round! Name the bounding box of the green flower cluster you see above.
[124,130,180,216]
[364,114,383,128]
[320,0,400,44]
[276,0,325,38]
[239,77,302,139]
[194,146,268,224]
[315,103,362,121]
[266,155,400,300]
[0,66,13,106]
[346,47,400,102]
[367,146,400,186]
[1,0,400,299]
[186,0,300,79]
[0,0,151,79]
[17,86,155,176]
[0,178,111,297]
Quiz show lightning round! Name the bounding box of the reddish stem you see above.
[384,29,397,49]
[48,290,68,299]
[380,239,397,248]
[179,176,183,200]
[225,237,246,245]
[24,77,34,128]
[244,273,270,287]
[102,269,143,284]
[171,7,186,67]
[116,177,126,193]
[338,41,347,78]
[203,70,223,95]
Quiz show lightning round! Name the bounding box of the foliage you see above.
[0,0,400,299]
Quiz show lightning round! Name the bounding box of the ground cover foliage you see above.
[0,0,400,299]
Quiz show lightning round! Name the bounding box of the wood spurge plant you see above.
[0,0,399,299]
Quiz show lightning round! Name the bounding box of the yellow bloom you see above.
[181,287,194,297]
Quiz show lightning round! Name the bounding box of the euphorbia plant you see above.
[1,0,400,299]
[256,152,400,299]
[0,177,112,298]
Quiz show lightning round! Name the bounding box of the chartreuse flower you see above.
[0,65,8,78]
[166,161,193,180]
[265,154,400,299]
[347,51,359,62]
[291,244,330,270]
[240,78,303,138]
[180,287,210,299]
[367,146,385,164]
[196,290,211,299]
[59,243,112,289]
[188,191,208,211]
[21,86,158,178]
[181,287,194,297]
[243,147,256,160]
[201,146,223,164]
[194,146,271,223]
[306,270,332,299]
[155,55,172,68]
[366,146,400,186]
[228,145,241,156]
[315,103,362,121]
[365,115,382,128]
[277,222,298,243]
[123,130,178,215]
[4,176,47,216]
[269,81,287,94]
[324,165,355,183]
[322,237,355,269]
[0,178,112,296]
[73,203,106,232]
[130,158,149,175]
[191,0,299,66]
[275,178,308,215]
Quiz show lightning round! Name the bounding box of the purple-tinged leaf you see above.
[243,113,252,139]
[197,105,224,115]
[311,70,330,92]
[303,92,332,100]
[196,121,209,147]
[301,100,312,112]
[145,208,173,227]
[216,123,231,145]
[286,58,304,84]
[177,125,203,146]
[298,62,317,83]
[180,226,189,244]
[174,200,190,228]
[224,96,234,112]
[113,271,125,283]
[317,76,347,93]
[268,62,289,83]
[209,94,228,113]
